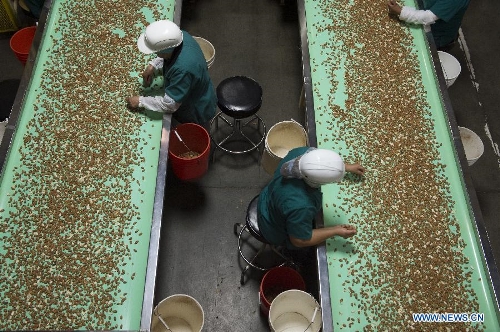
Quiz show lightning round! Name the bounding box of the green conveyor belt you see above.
[304,0,499,330]
[0,0,175,330]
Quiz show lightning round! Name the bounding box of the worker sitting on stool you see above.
[387,0,470,52]
[20,0,44,19]
[126,20,217,129]
[257,147,365,252]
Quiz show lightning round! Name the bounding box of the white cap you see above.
[137,20,183,54]
[281,148,345,187]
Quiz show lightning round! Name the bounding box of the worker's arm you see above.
[142,58,164,87]
[126,58,182,113]
[387,0,439,25]
[126,94,181,113]
[289,224,356,248]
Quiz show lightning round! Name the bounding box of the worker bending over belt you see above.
[258,147,365,250]
[126,20,217,128]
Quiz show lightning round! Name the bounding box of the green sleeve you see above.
[165,68,192,103]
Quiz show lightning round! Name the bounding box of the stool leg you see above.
[210,112,236,161]
[239,116,260,148]
[271,246,296,269]
[218,118,238,146]
[234,222,244,236]
[241,243,267,285]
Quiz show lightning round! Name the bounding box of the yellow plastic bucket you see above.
[151,294,204,332]
[269,290,322,332]
[194,36,215,69]
[262,120,308,175]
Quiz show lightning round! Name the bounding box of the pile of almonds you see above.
[308,0,484,330]
[0,0,173,329]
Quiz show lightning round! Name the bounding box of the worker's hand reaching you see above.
[345,163,365,176]
[387,0,402,15]
[333,224,357,239]
[126,96,141,111]
[142,65,156,87]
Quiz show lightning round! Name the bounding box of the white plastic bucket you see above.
[269,290,322,332]
[262,120,308,175]
[458,126,484,166]
[194,36,215,69]
[438,51,461,87]
[0,119,7,144]
[151,294,204,332]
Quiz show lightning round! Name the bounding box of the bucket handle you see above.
[290,118,309,146]
[303,305,321,332]
[154,307,173,332]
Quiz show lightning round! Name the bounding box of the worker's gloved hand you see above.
[126,96,141,111]
[142,65,156,87]
[334,224,357,239]
[345,163,365,176]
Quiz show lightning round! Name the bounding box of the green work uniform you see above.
[258,147,322,249]
[164,31,217,124]
[426,0,470,48]
[24,0,44,18]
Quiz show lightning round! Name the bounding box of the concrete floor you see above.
[156,1,305,331]
[0,0,499,331]
[445,1,500,277]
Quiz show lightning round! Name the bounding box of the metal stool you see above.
[210,76,266,157]
[234,195,290,285]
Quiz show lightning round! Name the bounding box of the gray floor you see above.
[156,1,304,331]
[446,1,500,274]
[1,0,499,331]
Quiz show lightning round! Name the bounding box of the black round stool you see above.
[234,195,291,285]
[210,76,266,156]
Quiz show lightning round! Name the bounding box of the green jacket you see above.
[164,31,217,124]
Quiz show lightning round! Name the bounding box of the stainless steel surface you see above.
[297,0,333,331]
[297,0,316,148]
[0,1,51,174]
[140,1,182,329]
[426,28,500,321]
[140,113,172,331]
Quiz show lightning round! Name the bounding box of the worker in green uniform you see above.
[387,0,470,51]
[257,147,365,250]
[22,0,44,19]
[126,20,217,128]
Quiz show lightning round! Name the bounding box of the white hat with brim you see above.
[136,20,184,55]
[137,32,155,54]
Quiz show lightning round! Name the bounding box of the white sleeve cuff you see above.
[399,7,438,25]
[139,94,182,113]
[149,57,164,70]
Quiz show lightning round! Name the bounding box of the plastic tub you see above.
[169,123,211,180]
[151,294,204,332]
[262,120,308,175]
[194,36,215,69]
[260,266,306,316]
[269,289,322,332]
[458,126,484,166]
[438,51,461,87]
[10,26,37,65]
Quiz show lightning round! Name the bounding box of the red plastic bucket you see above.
[259,266,306,316]
[169,123,210,181]
[10,26,37,65]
